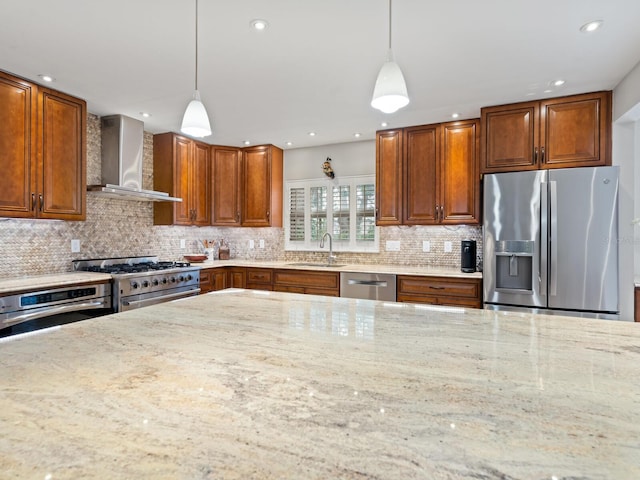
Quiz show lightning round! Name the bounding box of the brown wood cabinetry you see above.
[241,145,283,227]
[246,268,274,291]
[211,146,243,226]
[273,269,340,297]
[376,119,480,226]
[0,70,86,220]
[375,130,403,225]
[481,91,611,173]
[199,267,227,294]
[397,275,482,308]
[635,287,640,323]
[153,132,211,226]
[227,267,247,289]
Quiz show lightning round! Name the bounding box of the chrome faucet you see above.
[319,232,337,265]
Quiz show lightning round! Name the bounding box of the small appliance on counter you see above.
[461,240,476,273]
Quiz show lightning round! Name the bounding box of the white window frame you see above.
[284,175,379,253]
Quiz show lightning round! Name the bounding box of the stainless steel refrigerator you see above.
[483,166,619,319]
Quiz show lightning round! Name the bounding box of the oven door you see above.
[119,286,201,312]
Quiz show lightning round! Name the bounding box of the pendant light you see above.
[371,0,409,114]
[181,0,212,137]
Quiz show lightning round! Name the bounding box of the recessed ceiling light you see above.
[580,20,603,33]
[308,132,316,136]
[140,112,151,118]
[38,74,54,82]
[251,19,268,31]
[452,113,459,119]
[381,122,388,127]
[354,133,361,138]
[243,140,251,145]
[285,141,293,146]
[554,79,565,86]
[543,89,552,94]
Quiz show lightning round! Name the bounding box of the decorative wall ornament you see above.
[322,157,335,179]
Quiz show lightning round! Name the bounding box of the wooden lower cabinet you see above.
[635,287,640,323]
[273,270,340,297]
[246,268,274,291]
[227,268,247,289]
[199,267,227,294]
[397,275,482,308]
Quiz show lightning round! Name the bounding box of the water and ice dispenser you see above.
[494,240,534,292]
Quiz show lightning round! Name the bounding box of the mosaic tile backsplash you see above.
[0,114,482,277]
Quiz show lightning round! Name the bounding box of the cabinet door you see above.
[227,268,246,289]
[242,146,272,227]
[403,125,439,224]
[173,135,193,225]
[38,88,86,220]
[0,72,36,218]
[540,91,611,168]
[441,119,480,224]
[191,141,211,226]
[375,130,403,225]
[212,146,242,226]
[481,102,539,173]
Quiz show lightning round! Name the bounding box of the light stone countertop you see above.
[0,272,112,295]
[197,259,483,279]
[0,289,638,479]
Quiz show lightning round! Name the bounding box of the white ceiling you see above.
[2,0,640,150]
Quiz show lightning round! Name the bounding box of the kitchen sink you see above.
[286,262,347,268]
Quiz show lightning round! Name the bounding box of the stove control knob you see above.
[131,281,139,290]
[162,278,168,284]
[142,280,150,288]
[152,279,159,286]
[178,275,185,282]
[186,274,193,281]
[170,277,176,284]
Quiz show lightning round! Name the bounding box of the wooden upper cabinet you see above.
[375,129,403,225]
[404,125,439,224]
[211,146,243,226]
[440,119,480,224]
[481,91,611,173]
[241,145,283,227]
[0,71,86,220]
[38,88,86,220]
[540,92,611,168]
[0,71,36,217]
[376,120,480,226]
[153,132,211,226]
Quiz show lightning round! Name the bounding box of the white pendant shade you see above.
[371,57,409,114]
[181,90,211,138]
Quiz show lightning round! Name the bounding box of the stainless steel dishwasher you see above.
[340,272,397,301]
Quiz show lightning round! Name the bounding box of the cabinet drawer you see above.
[274,270,339,289]
[199,270,212,293]
[246,268,273,284]
[397,275,481,308]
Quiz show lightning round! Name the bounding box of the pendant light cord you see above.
[388,0,392,50]
[194,0,199,91]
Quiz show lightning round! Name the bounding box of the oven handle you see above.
[2,300,110,326]
[121,289,201,308]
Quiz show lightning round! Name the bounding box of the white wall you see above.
[284,140,375,181]
[613,59,640,320]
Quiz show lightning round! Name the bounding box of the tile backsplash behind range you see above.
[0,114,482,277]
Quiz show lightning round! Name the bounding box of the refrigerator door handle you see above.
[549,180,558,296]
[540,181,548,296]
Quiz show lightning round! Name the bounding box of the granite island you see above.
[0,289,638,479]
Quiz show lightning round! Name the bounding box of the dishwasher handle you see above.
[347,279,388,287]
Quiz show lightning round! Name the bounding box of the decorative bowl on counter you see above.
[183,254,208,263]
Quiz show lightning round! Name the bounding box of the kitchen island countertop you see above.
[0,271,112,295]
[0,289,638,479]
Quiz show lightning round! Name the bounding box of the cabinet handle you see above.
[534,147,538,163]
[440,205,444,222]
[375,207,379,220]
[31,193,36,211]
[429,286,445,290]
[39,194,43,211]
[266,210,270,220]
[541,146,545,163]
[435,206,439,220]
[236,211,240,221]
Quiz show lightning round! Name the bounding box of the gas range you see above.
[73,256,200,312]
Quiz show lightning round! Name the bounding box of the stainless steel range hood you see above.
[87,115,182,202]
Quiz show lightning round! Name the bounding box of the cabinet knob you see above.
[266,210,270,220]
[541,146,545,163]
[31,193,36,211]
[534,147,538,163]
[39,194,43,211]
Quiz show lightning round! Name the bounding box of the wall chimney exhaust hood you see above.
[87,115,182,202]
